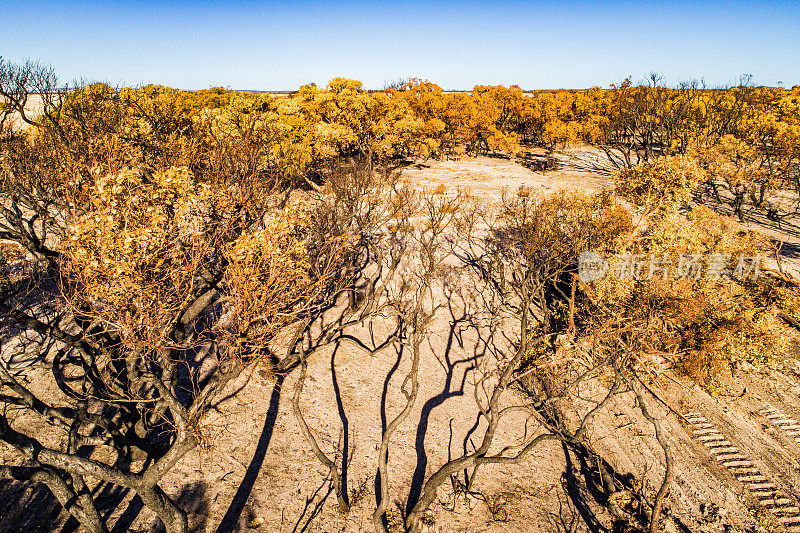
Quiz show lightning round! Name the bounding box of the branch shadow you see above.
[561,442,606,533]
[215,375,284,533]
[0,476,155,533]
[110,492,143,533]
[405,312,476,515]
[0,479,65,532]
[0,474,152,533]
[374,345,403,510]
[330,343,349,508]
[554,153,616,177]
[290,478,334,533]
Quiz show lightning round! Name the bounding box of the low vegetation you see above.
[0,58,799,532]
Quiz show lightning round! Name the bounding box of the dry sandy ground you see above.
[400,148,612,200]
[3,94,45,131]
[4,148,800,533]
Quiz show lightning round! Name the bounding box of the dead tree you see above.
[371,191,463,532]
[284,187,676,533]
[397,192,675,532]
[287,158,414,513]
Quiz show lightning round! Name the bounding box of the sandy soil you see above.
[3,94,45,132]
[4,149,800,533]
[400,148,612,200]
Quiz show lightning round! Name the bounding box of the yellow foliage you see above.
[614,155,704,210]
[589,199,787,387]
[61,167,318,351]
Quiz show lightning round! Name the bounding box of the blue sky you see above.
[1,0,798,90]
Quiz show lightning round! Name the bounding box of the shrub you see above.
[613,154,704,211]
[588,200,796,387]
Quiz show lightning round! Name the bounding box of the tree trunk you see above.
[139,484,188,533]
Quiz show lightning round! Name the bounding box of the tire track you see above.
[760,403,800,445]
[684,411,800,530]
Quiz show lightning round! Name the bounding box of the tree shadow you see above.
[0,475,152,533]
[330,343,349,508]
[374,345,403,510]
[405,313,475,514]
[694,182,800,242]
[176,481,210,533]
[784,239,800,256]
[554,152,616,177]
[216,375,284,533]
[561,442,606,533]
[145,481,210,533]
[0,479,65,532]
[3,363,284,533]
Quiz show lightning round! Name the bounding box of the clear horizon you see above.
[1,0,799,91]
